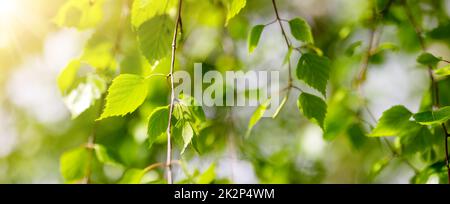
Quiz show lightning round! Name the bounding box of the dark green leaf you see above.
[297,93,327,129]
[413,106,450,125]
[296,53,330,96]
[248,25,265,53]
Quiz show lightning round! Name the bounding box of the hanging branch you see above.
[352,0,419,173]
[402,0,450,183]
[166,0,183,184]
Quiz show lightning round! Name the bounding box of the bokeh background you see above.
[1,0,450,183]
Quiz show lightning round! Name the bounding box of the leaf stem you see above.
[271,0,293,85]
[165,0,183,184]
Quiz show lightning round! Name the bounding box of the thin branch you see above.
[403,0,450,183]
[271,0,293,86]
[441,59,450,64]
[165,0,183,184]
[352,0,419,174]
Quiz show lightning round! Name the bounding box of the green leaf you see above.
[297,93,327,129]
[54,0,105,30]
[248,25,265,53]
[63,74,107,119]
[296,53,331,96]
[173,95,206,135]
[197,164,216,184]
[413,106,450,125]
[137,15,174,64]
[288,18,314,44]
[93,144,121,167]
[58,59,81,94]
[147,106,169,149]
[118,169,146,184]
[98,74,149,120]
[400,125,433,155]
[435,65,450,77]
[347,123,368,150]
[246,98,271,137]
[131,0,177,28]
[225,0,246,25]
[369,105,413,137]
[417,52,441,67]
[60,147,90,183]
[180,124,194,155]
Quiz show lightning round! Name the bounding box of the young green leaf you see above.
[197,163,216,184]
[296,53,331,96]
[53,0,105,29]
[248,25,265,53]
[131,0,177,28]
[297,92,327,129]
[118,169,146,184]
[369,105,413,137]
[98,74,149,120]
[417,52,441,67]
[180,124,194,155]
[137,15,174,64]
[225,0,246,25]
[413,106,450,125]
[246,98,271,137]
[147,106,170,149]
[288,18,314,44]
[58,59,81,94]
[272,95,288,119]
[60,147,90,183]
[435,65,450,77]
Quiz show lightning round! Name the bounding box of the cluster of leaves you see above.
[56,0,247,184]
[54,0,450,184]
[247,15,330,135]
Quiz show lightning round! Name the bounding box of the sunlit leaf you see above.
[131,0,177,28]
[197,163,216,184]
[60,147,90,183]
[345,41,362,56]
[272,95,288,118]
[137,15,174,64]
[58,59,81,94]
[246,98,271,137]
[225,0,246,25]
[118,169,146,184]
[297,93,327,129]
[435,65,450,77]
[369,105,413,137]
[54,0,105,29]
[98,74,149,120]
[180,123,194,155]
[296,53,330,96]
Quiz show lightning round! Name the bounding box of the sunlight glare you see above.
[0,0,21,48]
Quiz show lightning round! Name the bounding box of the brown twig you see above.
[165,0,183,184]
